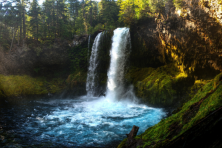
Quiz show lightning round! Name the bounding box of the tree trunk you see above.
[56,0,58,38]
[73,8,75,37]
[22,0,26,47]
[53,5,56,39]
[76,3,78,17]
[17,27,20,45]
[90,0,92,26]
[10,28,16,51]
[82,0,85,19]
[37,18,38,42]
[20,12,22,45]
[75,2,78,31]
[0,23,2,41]
[47,20,49,38]
[44,20,46,39]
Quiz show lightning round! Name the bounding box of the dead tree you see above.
[126,125,139,147]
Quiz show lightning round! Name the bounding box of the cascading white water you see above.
[86,32,102,97]
[106,27,132,100]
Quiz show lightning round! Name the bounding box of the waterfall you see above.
[86,32,102,97]
[86,28,135,100]
[106,28,133,100]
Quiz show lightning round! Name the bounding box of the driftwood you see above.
[126,125,139,147]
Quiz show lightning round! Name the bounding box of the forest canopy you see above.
[0,0,189,49]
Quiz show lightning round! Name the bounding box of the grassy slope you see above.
[118,73,222,148]
[0,75,66,98]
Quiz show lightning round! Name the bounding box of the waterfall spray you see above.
[86,32,102,97]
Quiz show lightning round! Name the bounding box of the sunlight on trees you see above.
[0,0,120,49]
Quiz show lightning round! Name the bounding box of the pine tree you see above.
[99,0,119,29]
[16,1,23,45]
[22,0,28,46]
[55,0,68,38]
[0,0,20,49]
[68,0,80,37]
[29,0,41,41]
[42,0,55,39]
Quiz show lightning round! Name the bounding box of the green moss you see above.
[125,67,154,84]
[66,71,87,88]
[181,74,222,132]
[126,64,192,106]
[118,73,222,148]
[117,138,127,148]
[0,74,65,97]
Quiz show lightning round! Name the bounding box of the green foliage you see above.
[173,0,184,9]
[118,0,166,25]
[0,0,123,51]
[69,45,88,72]
[118,73,222,148]
[29,0,41,41]
[66,71,87,88]
[0,0,122,50]
[0,0,21,50]
[126,64,192,106]
[117,138,127,148]
[99,0,120,29]
[0,74,65,97]
[34,47,43,56]
[34,67,41,73]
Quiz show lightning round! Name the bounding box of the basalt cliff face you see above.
[0,41,70,77]
[127,0,222,108]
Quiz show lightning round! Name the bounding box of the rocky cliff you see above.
[127,0,222,107]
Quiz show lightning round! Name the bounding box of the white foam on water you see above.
[29,97,166,147]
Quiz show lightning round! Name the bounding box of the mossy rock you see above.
[118,73,222,148]
[126,64,195,107]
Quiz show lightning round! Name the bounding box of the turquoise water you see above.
[0,96,165,147]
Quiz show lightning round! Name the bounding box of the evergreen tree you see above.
[16,0,24,45]
[55,0,68,38]
[42,0,56,39]
[21,0,28,46]
[0,0,20,49]
[68,0,80,37]
[99,0,119,30]
[29,0,41,41]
